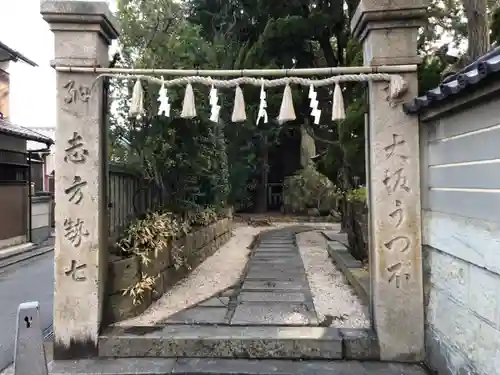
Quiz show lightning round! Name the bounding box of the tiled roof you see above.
[0,40,37,67]
[0,119,54,145]
[403,46,500,114]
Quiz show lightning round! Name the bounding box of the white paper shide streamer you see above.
[129,79,144,117]
[256,80,268,124]
[308,84,321,124]
[332,83,346,121]
[181,83,196,119]
[278,83,296,124]
[157,77,171,117]
[209,84,221,123]
[231,85,247,122]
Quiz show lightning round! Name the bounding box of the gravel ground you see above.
[296,230,371,328]
[115,223,296,326]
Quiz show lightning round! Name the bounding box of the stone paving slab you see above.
[245,271,306,281]
[171,359,429,375]
[163,307,228,324]
[241,280,307,291]
[238,291,307,302]
[99,326,343,359]
[251,254,299,260]
[198,297,230,307]
[231,302,318,325]
[48,358,428,374]
[247,264,303,272]
[249,258,297,264]
[49,358,176,375]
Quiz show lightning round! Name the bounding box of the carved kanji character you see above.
[383,168,410,193]
[64,260,87,282]
[64,176,87,204]
[384,134,408,162]
[64,132,89,163]
[63,80,90,104]
[63,218,89,247]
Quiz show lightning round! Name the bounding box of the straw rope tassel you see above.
[181,83,196,119]
[231,85,247,122]
[129,79,144,117]
[332,83,346,121]
[278,83,296,124]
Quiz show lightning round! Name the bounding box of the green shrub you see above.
[345,186,367,203]
[282,165,340,214]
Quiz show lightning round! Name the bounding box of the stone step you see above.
[99,325,379,360]
[49,358,429,375]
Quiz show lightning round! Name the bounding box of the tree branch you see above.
[303,121,339,146]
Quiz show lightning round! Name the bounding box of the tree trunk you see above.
[463,0,490,60]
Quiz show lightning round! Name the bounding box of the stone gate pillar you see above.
[41,1,119,359]
[351,0,428,362]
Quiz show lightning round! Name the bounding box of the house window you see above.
[0,164,27,182]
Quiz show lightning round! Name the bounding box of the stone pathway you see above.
[160,228,320,326]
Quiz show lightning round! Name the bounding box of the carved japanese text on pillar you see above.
[386,261,411,288]
[64,260,87,282]
[389,200,403,228]
[381,134,414,288]
[63,80,91,105]
[64,132,89,163]
[64,176,87,204]
[63,218,89,247]
[384,134,408,162]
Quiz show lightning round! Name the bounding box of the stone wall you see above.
[104,218,232,324]
[344,201,368,262]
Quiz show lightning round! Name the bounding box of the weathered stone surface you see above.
[163,307,228,324]
[43,0,120,358]
[99,326,342,359]
[350,0,426,361]
[151,272,164,301]
[49,358,175,375]
[171,359,428,374]
[241,280,307,291]
[199,297,230,307]
[238,291,307,302]
[231,302,317,325]
[107,255,140,294]
[251,252,298,259]
[245,270,306,281]
[105,289,151,323]
[341,329,380,360]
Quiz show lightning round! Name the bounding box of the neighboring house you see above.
[404,46,500,375]
[28,126,56,192]
[0,41,54,249]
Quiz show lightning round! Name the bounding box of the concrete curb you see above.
[0,244,54,269]
[326,241,370,306]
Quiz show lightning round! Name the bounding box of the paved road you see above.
[0,251,54,372]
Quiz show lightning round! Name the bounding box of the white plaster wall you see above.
[420,98,500,375]
[31,200,50,229]
[0,61,9,72]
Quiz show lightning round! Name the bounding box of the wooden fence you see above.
[108,163,162,241]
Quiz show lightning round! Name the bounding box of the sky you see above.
[0,0,117,130]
